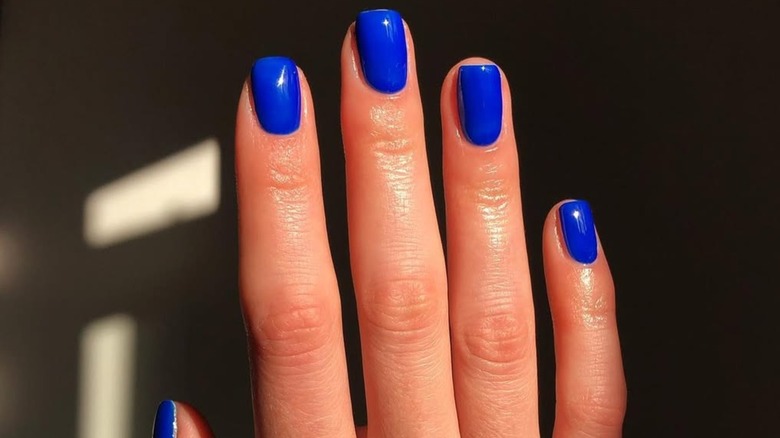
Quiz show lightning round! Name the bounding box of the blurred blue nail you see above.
[355,9,407,93]
[559,200,598,264]
[458,64,503,146]
[153,400,176,438]
[250,56,301,135]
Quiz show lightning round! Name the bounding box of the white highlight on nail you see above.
[77,314,137,438]
[83,137,220,247]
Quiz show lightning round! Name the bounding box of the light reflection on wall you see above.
[75,138,221,435]
[83,137,221,247]
[77,314,137,438]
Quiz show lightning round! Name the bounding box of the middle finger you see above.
[341,9,459,437]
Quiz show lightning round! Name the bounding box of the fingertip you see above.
[442,58,506,106]
[544,199,609,267]
[155,400,214,438]
[153,400,177,438]
[176,402,215,438]
[543,199,573,261]
[443,57,502,78]
[441,58,514,149]
[342,9,418,97]
[354,9,407,93]
[236,57,318,164]
[543,199,616,330]
[248,56,302,135]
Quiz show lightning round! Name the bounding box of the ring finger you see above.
[442,59,540,437]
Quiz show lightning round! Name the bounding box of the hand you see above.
[153,9,626,438]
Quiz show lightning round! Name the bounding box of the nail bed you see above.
[457,64,503,146]
[355,9,408,93]
[559,200,598,264]
[153,400,176,438]
[250,56,301,135]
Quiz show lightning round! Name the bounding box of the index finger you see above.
[236,57,355,437]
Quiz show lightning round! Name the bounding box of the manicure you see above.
[153,400,177,438]
[457,64,503,146]
[559,200,598,264]
[355,9,407,93]
[250,56,301,135]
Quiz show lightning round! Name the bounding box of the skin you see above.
[169,18,626,438]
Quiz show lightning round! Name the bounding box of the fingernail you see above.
[355,9,407,93]
[458,64,503,146]
[559,200,598,264]
[250,56,301,135]
[153,400,177,438]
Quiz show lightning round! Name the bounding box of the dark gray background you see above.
[1,0,777,436]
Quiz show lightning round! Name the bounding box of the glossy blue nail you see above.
[153,400,176,438]
[250,56,301,135]
[355,9,407,93]
[458,65,503,146]
[559,200,598,264]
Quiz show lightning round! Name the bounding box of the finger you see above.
[543,200,627,437]
[341,10,459,436]
[153,400,213,438]
[442,59,540,437]
[236,57,355,437]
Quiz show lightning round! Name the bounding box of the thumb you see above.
[153,400,214,438]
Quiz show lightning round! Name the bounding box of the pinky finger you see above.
[543,200,627,438]
[153,400,214,438]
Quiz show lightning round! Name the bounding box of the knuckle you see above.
[361,276,446,347]
[363,103,419,157]
[456,310,534,376]
[579,294,616,330]
[562,282,617,331]
[263,141,316,197]
[454,174,516,218]
[247,289,336,369]
[367,102,413,141]
[562,390,627,434]
[369,136,416,158]
[368,136,417,186]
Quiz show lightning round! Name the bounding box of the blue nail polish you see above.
[559,200,598,264]
[458,65,503,146]
[153,400,176,438]
[250,56,301,135]
[355,9,407,93]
